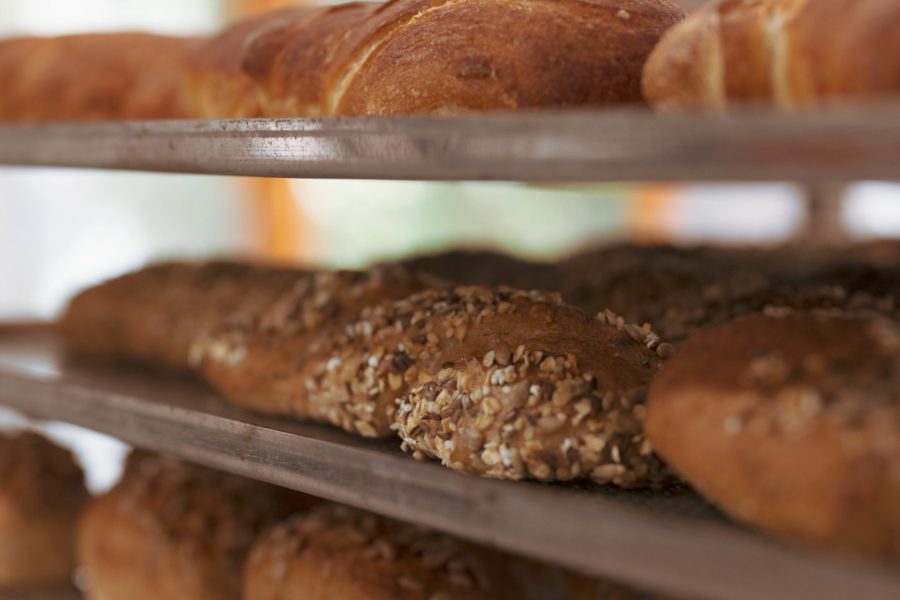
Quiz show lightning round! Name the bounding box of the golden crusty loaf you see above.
[59,261,309,371]
[0,431,88,589]
[185,0,687,118]
[0,33,194,121]
[198,285,674,487]
[646,313,900,558]
[244,504,577,600]
[643,0,900,111]
[77,452,317,600]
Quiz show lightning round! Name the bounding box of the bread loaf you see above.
[643,0,900,110]
[185,0,687,117]
[244,504,580,600]
[198,284,674,486]
[77,452,316,600]
[0,432,87,589]
[0,33,194,121]
[59,261,310,371]
[646,313,900,558]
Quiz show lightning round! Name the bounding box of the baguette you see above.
[643,0,900,110]
[185,0,687,117]
[0,33,194,121]
[77,452,316,600]
[0,432,87,588]
[646,313,900,558]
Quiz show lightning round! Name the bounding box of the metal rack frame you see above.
[1,108,899,181]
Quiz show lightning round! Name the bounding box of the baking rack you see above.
[1,109,899,600]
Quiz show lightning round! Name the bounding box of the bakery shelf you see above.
[1,108,900,182]
[1,325,899,600]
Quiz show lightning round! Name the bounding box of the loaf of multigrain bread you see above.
[62,262,674,488]
[77,452,317,600]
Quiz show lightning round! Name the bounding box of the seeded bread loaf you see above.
[185,0,687,117]
[197,285,674,486]
[77,453,317,600]
[646,313,900,558]
[0,34,194,121]
[244,504,583,600]
[0,432,88,588]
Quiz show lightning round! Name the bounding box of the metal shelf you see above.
[1,108,899,182]
[1,324,898,600]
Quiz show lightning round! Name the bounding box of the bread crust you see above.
[0,33,194,121]
[188,0,686,117]
[643,0,900,110]
[59,262,311,371]
[77,453,315,600]
[0,432,87,588]
[244,504,584,600]
[646,313,900,558]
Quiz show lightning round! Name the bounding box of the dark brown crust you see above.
[0,33,195,121]
[395,250,557,291]
[244,504,587,600]
[646,313,900,558]
[0,432,87,587]
[77,453,316,600]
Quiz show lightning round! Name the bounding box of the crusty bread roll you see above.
[0,33,194,121]
[244,504,577,600]
[77,452,317,600]
[643,0,900,111]
[646,313,900,558]
[186,0,687,118]
[0,431,88,589]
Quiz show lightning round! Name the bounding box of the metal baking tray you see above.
[1,324,898,600]
[1,108,899,182]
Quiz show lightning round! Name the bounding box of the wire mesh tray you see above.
[1,108,899,182]
[0,324,898,600]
